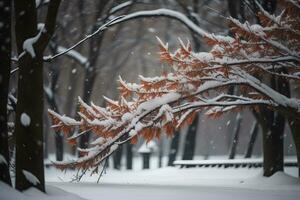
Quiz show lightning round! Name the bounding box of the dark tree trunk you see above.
[0,0,12,186]
[257,69,289,177]
[244,121,259,158]
[45,51,64,161]
[180,0,201,160]
[126,143,133,170]
[226,1,245,161]
[260,110,284,177]
[14,56,45,191]
[113,145,122,170]
[78,71,96,149]
[14,0,45,192]
[288,118,300,177]
[158,139,163,168]
[168,131,180,166]
[182,115,199,160]
[14,0,61,192]
[142,153,150,169]
[228,114,242,159]
[78,1,109,150]
[55,133,64,161]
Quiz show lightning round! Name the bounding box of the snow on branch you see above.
[22,24,45,58]
[110,8,210,37]
[44,15,125,62]
[56,46,89,66]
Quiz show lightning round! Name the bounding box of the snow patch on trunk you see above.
[22,170,40,185]
[22,25,44,58]
[0,154,8,165]
[21,113,31,127]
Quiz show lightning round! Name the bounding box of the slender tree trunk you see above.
[182,115,199,160]
[0,0,12,186]
[244,121,259,158]
[126,143,132,170]
[78,1,109,150]
[45,77,64,161]
[78,72,96,149]
[288,118,300,177]
[180,1,201,161]
[168,131,180,166]
[228,114,242,159]
[158,138,163,168]
[113,145,122,170]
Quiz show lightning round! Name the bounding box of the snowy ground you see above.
[2,156,299,200]
[45,167,300,200]
[47,182,299,200]
[0,181,85,200]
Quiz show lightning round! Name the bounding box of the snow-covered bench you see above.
[174,158,298,168]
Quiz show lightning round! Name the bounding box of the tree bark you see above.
[244,121,259,158]
[14,0,61,192]
[78,71,97,149]
[14,0,45,192]
[78,1,109,150]
[45,51,64,161]
[256,70,288,177]
[113,145,122,170]
[168,131,180,166]
[182,115,199,160]
[0,0,12,186]
[228,113,242,159]
[260,111,284,177]
[126,143,133,170]
[288,118,300,177]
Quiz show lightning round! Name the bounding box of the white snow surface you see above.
[22,170,40,186]
[0,181,86,200]
[45,166,300,200]
[20,113,31,127]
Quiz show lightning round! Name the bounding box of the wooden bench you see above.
[174,158,298,168]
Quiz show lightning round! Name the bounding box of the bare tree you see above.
[14,0,60,192]
[0,0,12,186]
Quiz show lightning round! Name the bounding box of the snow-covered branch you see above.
[44,16,125,62]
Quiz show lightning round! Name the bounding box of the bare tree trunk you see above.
[45,79,64,161]
[244,121,259,158]
[259,110,284,177]
[113,145,122,170]
[228,113,242,159]
[126,143,132,170]
[0,0,12,186]
[78,0,109,150]
[46,43,65,161]
[168,131,180,166]
[14,0,61,191]
[182,115,199,160]
[158,138,163,168]
[288,118,300,177]
[14,0,45,192]
[181,0,201,161]
[257,70,288,177]
[79,71,96,149]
